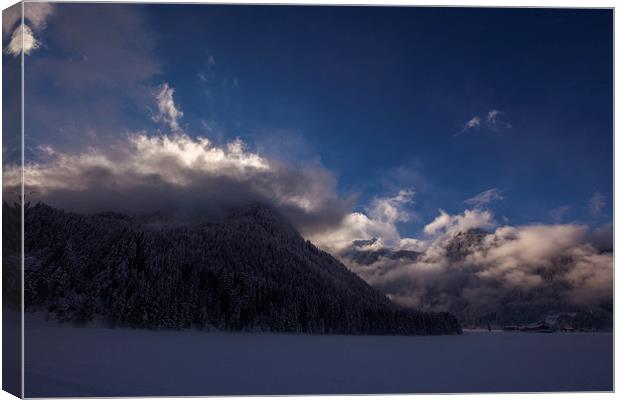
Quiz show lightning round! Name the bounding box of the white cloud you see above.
[472,224,590,281]
[589,191,606,216]
[308,212,402,253]
[4,23,39,57]
[367,189,415,224]
[153,83,184,132]
[6,131,352,236]
[423,210,452,236]
[462,223,612,305]
[5,133,265,194]
[562,251,614,304]
[457,110,511,136]
[465,116,481,129]
[486,109,512,130]
[424,208,495,236]
[464,188,504,208]
[308,189,415,253]
[455,116,481,136]
[486,109,501,124]
[3,3,54,57]
[348,208,612,319]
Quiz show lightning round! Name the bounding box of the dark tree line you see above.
[3,200,21,308]
[19,202,461,335]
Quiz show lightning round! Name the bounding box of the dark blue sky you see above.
[20,5,613,236]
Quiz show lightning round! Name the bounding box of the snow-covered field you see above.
[24,314,612,397]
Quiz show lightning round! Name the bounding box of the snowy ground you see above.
[24,314,612,397]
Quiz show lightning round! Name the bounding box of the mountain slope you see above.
[22,203,461,335]
[443,228,488,262]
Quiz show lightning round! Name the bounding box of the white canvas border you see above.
[0,1,615,400]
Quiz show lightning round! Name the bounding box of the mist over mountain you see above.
[340,228,613,330]
[18,202,461,335]
[342,238,422,266]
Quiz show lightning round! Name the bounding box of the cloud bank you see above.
[342,207,612,325]
[8,131,351,235]
[423,208,495,236]
[5,81,352,236]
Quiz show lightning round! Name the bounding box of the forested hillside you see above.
[19,202,461,335]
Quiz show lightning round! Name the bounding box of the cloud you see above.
[486,109,512,130]
[550,205,571,223]
[307,189,415,253]
[486,109,501,124]
[344,208,612,324]
[457,110,511,136]
[197,54,217,86]
[2,4,21,36]
[455,116,481,136]
[472,224,589,280]
[586,223,613,252]
[367,189,415,224]
[33,4,159,92]
[153,83,184,132]
[465,116,481,129]
[24,3,54,31]
[4,23,39,57]
[3,3,54,57]
[3,2,54,35]
[423,208,495,235]
[464,188,504,208]
[6,131,352,236]
[200,119,214,132]
[308,212,402,253]
[468,224,612,306]
[23,4,163,152]
[588,191,606,216]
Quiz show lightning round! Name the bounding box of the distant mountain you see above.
[443,228,488,262]
[545,309,613,332]
[444,229,612,330]
[339,229,612,331]
[20,202,461,335]
[342,238,421,266]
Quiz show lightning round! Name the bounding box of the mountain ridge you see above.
[19,202,461,335]
[339,228,612,330]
